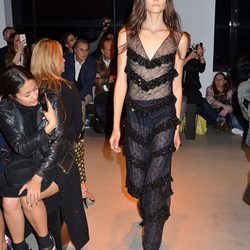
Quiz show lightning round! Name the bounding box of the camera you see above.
[103,19,112,28]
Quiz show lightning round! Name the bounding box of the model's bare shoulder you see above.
[117,28,127,53]
[118,28,127,42]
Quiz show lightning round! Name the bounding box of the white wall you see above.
[0,0,6,47]
[0,0,13,47]
[174,0,216,95]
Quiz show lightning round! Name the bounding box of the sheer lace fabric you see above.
[125,34,180,101]
[124,32,182,250]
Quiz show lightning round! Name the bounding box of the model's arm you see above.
[109,28,128,153]
[172,34,188,151]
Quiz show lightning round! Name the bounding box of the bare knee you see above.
[2,198,21,214]
[20,197,37,212]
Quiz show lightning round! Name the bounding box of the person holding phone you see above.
[5,33,29,68]
[181,32,206,139]
[182,32,206,106]
[0,65,61,250]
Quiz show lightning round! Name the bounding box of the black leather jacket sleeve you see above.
[0,101,50,156]
[0,92,66,181]
[35,92,66,180]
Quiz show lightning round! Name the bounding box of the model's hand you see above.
[18,175,42,206]
[174,129,181,151]
[109,128,121,153]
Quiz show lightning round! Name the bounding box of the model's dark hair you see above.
[212,72,231,95]
[123,0,181,50]
[0,65,35,99]
[237,55,250,83]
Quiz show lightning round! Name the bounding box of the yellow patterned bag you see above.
[180,114,207,135]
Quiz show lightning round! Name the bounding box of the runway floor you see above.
[28,127,250,250]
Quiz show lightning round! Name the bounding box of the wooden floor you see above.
[28,127,250,250]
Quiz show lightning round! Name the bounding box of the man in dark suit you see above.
[63,39,96,125]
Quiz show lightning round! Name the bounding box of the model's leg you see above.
[141,189,169,250]
[141,112,176,250]
[143,220,165,250]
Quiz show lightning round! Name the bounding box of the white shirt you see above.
[75,55,85,81]
[103,56,110,68]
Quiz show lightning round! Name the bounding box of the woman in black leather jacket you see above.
[30,38,89,250]
[0,65,64,250]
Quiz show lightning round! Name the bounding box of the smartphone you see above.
[39,91,48,112]
[19,34,27,46]
[200,42,203,48]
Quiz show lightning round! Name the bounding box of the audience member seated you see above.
[5,32,29,68]
[94,37,116,131]
[202,72,233,129]
[63,39,96,125]
[0,26,16,70]
[61,32,77,56]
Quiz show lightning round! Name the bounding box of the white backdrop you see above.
[174,0,216,95]
[0,0,13,47]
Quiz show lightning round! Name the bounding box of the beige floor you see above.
[29,128,250,250]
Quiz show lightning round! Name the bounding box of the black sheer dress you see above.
[124,32,182,250]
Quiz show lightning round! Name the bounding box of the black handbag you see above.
[4,157,41,187]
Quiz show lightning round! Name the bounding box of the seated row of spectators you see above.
[0,23,117,133]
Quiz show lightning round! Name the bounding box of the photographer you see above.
[182,32,206,139]
[183,33,206,106]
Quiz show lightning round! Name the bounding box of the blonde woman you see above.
[30,39,89,250]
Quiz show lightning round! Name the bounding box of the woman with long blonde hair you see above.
[30,38,89,250]
[109,0,188,249]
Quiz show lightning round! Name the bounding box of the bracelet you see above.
[199,54,204,58]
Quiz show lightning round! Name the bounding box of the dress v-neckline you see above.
[137,33,170,61]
